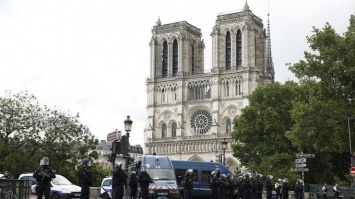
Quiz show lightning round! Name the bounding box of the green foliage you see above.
[0,91,107,185]
[232,14,355,186]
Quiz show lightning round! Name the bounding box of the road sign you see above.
[350,167,355,176]
[296,153,315,158]
[292,168,309,172]
[295,163,307,168]
[295,158,306,163]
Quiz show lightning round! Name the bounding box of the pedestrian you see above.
[265,175,273,199]
[275,179,282,199]
[333,183,341,199]
[255,174,263,199]
[112,163,127,199]
[209,170,220,199]
[322,183,327,199]
[183,169,193,199]
[138,165,153,199]
[129,171,138,199]
[78,158,92,199]
[244,173,253,199]
[236,175,245,199]
[33,157,56,199]
[219,174,227,199]
[281,178,290,199]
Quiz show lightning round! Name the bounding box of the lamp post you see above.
[221,138,228,165]
[124,116,133,172]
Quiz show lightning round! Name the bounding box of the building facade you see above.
[144,1,274,172]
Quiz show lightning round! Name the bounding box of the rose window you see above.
[190,110,212,134]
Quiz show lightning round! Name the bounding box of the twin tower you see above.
[144,1,274,170]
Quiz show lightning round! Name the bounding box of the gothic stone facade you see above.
[144,3,274,172]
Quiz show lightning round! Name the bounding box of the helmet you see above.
[220,174,227,179]
[256,174,262,179]
[282,178,289,183]
[115,163,122,169]
[266,175,273,179]
[296,179,304,185]
[129,171,136,178]
[227,173,233,178]
[40,157,49,166]
[211,170,218,176]
[277,178,282,183]
[142,165,147,172]
[244,173,250,178]
[185,169,193,176]
[81,158,90,166]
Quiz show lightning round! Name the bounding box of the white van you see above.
[18,173,81,198]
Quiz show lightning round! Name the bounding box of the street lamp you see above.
[124,116,133,172]
[221,138,228,165]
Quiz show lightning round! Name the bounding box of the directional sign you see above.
[295,163,307,168]
[295,158,306,163]
[296,153,315,158]
[292,168,309,172]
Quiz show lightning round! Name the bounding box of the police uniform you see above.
[209,170,221,199]
[265,176,273,199]
[112,163,127,199]
[33,157,56,199]
[78,158,92,199]
[138,167,153,199]
[129,171,138,199]
[183,169,193,199]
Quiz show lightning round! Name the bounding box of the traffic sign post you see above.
[296,153,315,158]
[295,158,306,164]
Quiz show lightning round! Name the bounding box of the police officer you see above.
[225,173,235,199]
[333,183,341,199]
[33,157,56,199]
[244,173,253,199]
[219,174,227,199]
[183,169,193,199]
[78,158,92,199]
[265,175,273,199]
[275,179,282,199]
[236,176,245,199]
[282,178,290,199]
[254,174,263,199]
[295,179,304,199]
[113,163,127,199]
[129,171,138,199]
[209,170,220,199]
[138,165,153,199]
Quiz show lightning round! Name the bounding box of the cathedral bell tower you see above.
[144,1,274,171]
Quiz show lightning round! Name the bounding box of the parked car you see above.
[18,173,37,194]
[18,173,81,198]
[100,177,112,199]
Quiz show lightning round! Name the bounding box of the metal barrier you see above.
[0,179,32,199]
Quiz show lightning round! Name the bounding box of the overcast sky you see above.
[0,0,354,147]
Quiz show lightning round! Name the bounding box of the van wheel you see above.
[51,193,61,199]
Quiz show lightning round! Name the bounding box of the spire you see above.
[243,0,250,11]
[266,1,275,82]
[156,16,161,26]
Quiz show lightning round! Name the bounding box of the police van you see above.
[171,160,233,199]
[132,155,180,199]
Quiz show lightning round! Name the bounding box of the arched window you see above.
[162,41,168,77]
[236,30,242,67]
[172,123,177,137]
[226,119,231,134]
[191,44,195,74]
[226,31,231,70]
[173,39,178,76]
[162,123,167,138]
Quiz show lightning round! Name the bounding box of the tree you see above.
[0,91,100,184]
[286,15,355,184]
[232,82,301,181]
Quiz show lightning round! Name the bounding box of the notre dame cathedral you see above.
[144,1,274,172]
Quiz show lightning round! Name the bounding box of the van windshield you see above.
[147,169,175,180]
[144,157,171,169]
